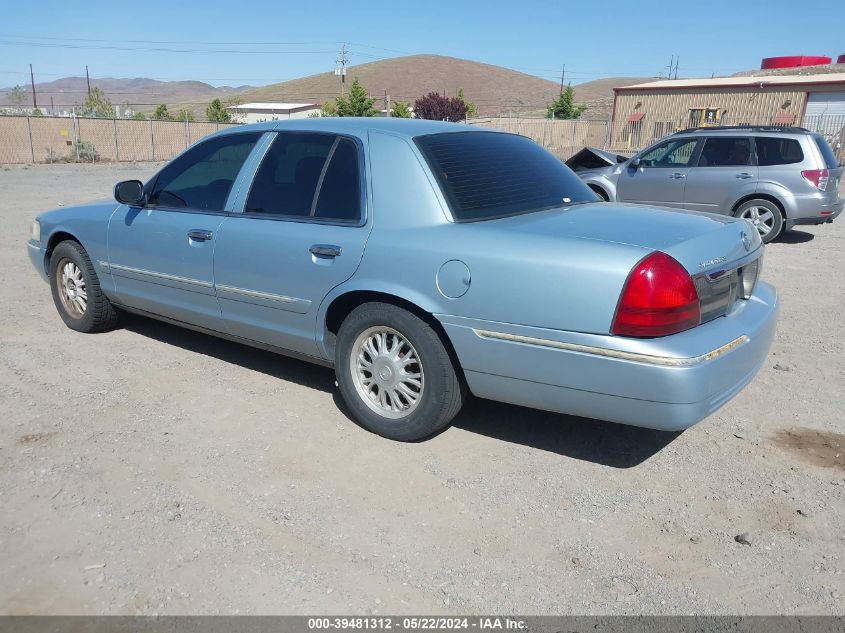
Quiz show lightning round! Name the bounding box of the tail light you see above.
[801,168,829,191]
[612,252,701,338]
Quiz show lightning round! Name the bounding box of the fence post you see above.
[26,116,35,163]
[184,113,189,149]
[150,118,155,161]
[73,115,80,162]
[113,118,119,162]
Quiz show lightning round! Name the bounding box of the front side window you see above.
[697,137,752,167]
[415,131,596,222]
[245,133,354,219]
[148,133,261,211]
[755,137,804,166]
[639,138,699,167]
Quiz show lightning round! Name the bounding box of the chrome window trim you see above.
[472,328,749,367]
[107,262,213,289]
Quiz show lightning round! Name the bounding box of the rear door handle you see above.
[736,172,754,179]
[187,229,213,241]
[310,244,342,258]
[670,172,686,180]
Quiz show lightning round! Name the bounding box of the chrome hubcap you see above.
[741,206,774,236]
[57,259,87,317]
[350,326,424,419]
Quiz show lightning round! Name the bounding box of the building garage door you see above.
[804,92,845,138]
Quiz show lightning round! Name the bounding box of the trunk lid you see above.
[492,202,762,275]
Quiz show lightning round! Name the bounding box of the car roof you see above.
[673,126,812,137]
[216,117,486,140]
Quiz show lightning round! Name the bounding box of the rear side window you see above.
[313,138,362,222]
[755,137,804,166]
[149,132,261,211]
[415,132,596,221]
[813,134,840,169]
[245,133,336,217]
[697,137,752,166]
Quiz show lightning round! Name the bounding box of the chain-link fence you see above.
[2,112,844,165]
[0,115,241,164]
[469,114,845,162]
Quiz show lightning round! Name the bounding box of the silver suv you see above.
[574,126,844,243]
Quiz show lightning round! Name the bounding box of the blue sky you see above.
[1,0,843,89]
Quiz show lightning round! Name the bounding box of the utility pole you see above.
[335,43,348,96]
[29,63,37,109]
[559,64,566,93]
[86,65,91,96]
[673,56,680,80]
[383,89,390,117]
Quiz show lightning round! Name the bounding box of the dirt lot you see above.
[0,163,843,615]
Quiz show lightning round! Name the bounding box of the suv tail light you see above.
[801,168,829,191]
[612,252,701,338]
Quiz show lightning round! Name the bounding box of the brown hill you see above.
[234,54,651,118]
[0,77,249,115]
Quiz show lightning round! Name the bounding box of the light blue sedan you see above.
[27,119,778,441]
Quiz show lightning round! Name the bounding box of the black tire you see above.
[335,302,465,441]
[734,199,783,244]
[49,240,119,333]
[589,185,609,201]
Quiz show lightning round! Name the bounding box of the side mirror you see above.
[630,157,642,169]
[114,180,145,206]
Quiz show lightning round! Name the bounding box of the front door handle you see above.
[187,229,213,241]
[736,172,754,179]
[310,244,342,258]
[669,172,686,180]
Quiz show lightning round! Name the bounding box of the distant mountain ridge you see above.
[0,77,251,114]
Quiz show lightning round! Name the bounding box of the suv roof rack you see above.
[673,125,810,135]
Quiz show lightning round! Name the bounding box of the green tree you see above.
[457,88,477,118]
[78,87,116,118]
[177,108,195,122]
[390,101,412,118]
[7,85,27,108]
[335,78,377,117]
[132,111,146,120]
[546,84,586,120]
[153,104,171,121]
[206,98,232,122]
[317,100,338,117]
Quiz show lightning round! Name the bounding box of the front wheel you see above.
[734,199,783,243]
[49,240,119,332]
[335,302,465,441]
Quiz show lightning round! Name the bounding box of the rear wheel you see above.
[734,199,783,243]
[335,302,465,441]
[589,185,609,201]
[49,240,119,332]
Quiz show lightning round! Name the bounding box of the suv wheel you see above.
[734,199,783,244]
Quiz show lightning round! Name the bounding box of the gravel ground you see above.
[0,163,843,615]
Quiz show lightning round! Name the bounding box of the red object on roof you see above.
[628,112,645,122]
[838,54,845,64]
[761,55,832,69]
[773,112,795,124]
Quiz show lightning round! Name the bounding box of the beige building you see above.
[611,74,845,148]
[227,102,320,123]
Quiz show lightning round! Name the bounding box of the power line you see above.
[0,40,336,55]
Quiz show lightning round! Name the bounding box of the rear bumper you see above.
[788,197,843,226]
[438,282,778,431]
[784,193,843,225]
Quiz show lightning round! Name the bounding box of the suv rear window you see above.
[755,137,804,166]
[813,134,840,169]
[415,131,596,221]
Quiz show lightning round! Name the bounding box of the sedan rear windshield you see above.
[415,131,597,221]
